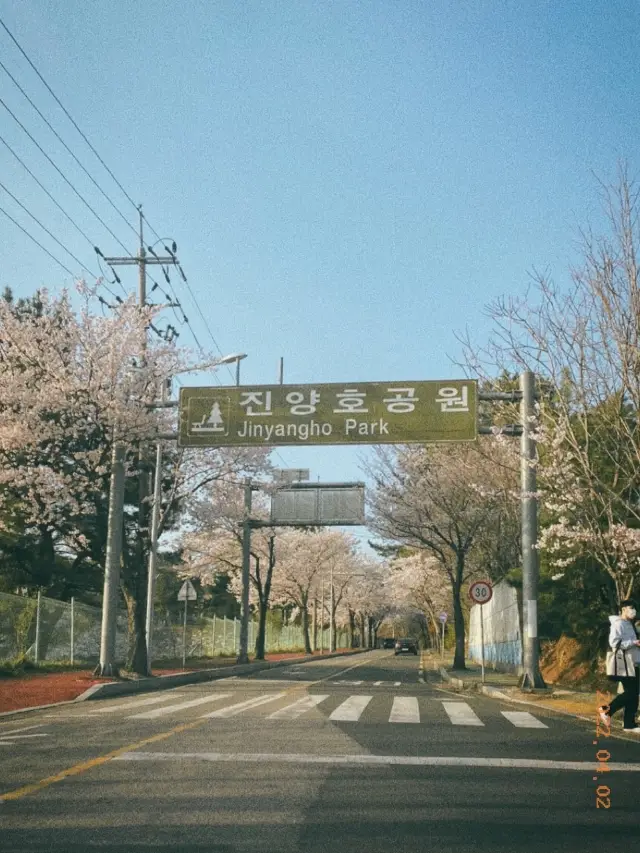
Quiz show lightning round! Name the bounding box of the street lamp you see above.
[232,353,248,386]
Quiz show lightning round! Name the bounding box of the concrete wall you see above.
[468,580,522,673]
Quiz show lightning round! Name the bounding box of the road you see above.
[1,649,639,852]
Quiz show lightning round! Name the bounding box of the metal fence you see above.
[0,591,350,664]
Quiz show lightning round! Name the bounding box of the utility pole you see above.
[145,376,169,673]
[97,432,126,676]
[477,376,545,690]
[519,371,545,688]
[96,206,180,675]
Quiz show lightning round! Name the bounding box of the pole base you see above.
[93,662,120,678]
[236,654,249,665]
[519,669,546,690]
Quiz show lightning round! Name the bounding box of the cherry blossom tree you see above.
[269,528,364,654]
[366,438,519,669]
[387,551,450,649]
[180,478,276,660]
[463,165,640,604]
[0,283,268,671]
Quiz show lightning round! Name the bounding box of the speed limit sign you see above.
[469,580,493,605]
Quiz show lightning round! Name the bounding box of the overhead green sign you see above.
[178,380,477,447]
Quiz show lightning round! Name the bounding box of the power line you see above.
[0,201,74,277]
[0,179,98,278]
[0,57,139,241]
[0,20,257,403]
[0,16,140,214]
[0,133,128,297]
[0,132,97,249]
[0,96,135,258]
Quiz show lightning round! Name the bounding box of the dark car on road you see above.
[394,637,418,655]
[381,638,395,649]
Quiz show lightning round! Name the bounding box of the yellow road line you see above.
[0,717,208,803]
[0,650,378,803]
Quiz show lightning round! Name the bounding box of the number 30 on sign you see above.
[469,580,493,604]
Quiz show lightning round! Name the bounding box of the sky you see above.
[1,1,639,551]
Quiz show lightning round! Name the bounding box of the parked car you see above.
[381,638,395,649]
[394,637,418,655]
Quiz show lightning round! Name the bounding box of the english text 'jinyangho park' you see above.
[178,379,477,447]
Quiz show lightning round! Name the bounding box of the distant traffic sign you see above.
[178,380,477,447]
[177,580,197,601]
[438,611,448,623]
[469,580,493,605]
[270,482,365,526]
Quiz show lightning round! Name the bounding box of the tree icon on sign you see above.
[192,400,226,433]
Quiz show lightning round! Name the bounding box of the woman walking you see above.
[598,599,640,733]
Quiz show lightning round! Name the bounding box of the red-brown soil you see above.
[0,649,354,713]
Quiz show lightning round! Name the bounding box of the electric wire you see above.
[1,133,98,251]
[0,178,99,278]
[0,16,140,214]
[0,57,139,240]
[0,96,135,258]
[0,18,277,443]
[0,201,74,277]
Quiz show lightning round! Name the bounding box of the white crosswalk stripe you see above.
[501,711,548,729]
[329,695,372,721]
[267,695,329,719]
[202,692,287,718]
[89,694,186,715]
[389,697,420,723]
[442,701,484,726]
[129,693,232,719]
[77,690,551,730]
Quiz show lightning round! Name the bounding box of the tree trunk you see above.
[312,596,317,652]
[348,609,356,648]
[255,596,268,660]
[452,553,466,669]
[124,587,148,675]
[359,612,366,648]
[254,537,275,661]
[301,598,312,654]
[37,525,56,588]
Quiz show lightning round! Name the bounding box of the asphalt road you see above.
[1,649,639,852]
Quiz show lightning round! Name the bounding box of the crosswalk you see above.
[0,724,50,747]
[82,691,550,729]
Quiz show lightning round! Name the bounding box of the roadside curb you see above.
[437,666,616,731]
[0,649,366,718]
[438,666,465,690]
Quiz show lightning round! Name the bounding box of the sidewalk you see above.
[0,648,359,715]
[426,651,614,725]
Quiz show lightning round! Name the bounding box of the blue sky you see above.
[1,1,639,551]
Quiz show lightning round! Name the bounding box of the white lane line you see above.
[389,697,420,724]
[129,693,232,719]
[88,694,186,715]
[329,695,372,722]
[115,752,640,772]
[0,724,45,736]
[0,733,49,741]
[442,701,484,726]
[336,680,362,685]
[501,711,548,729]
[202,692,287,719]
[267,695,328,720]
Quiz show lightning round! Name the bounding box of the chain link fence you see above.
[0,591,350,664]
